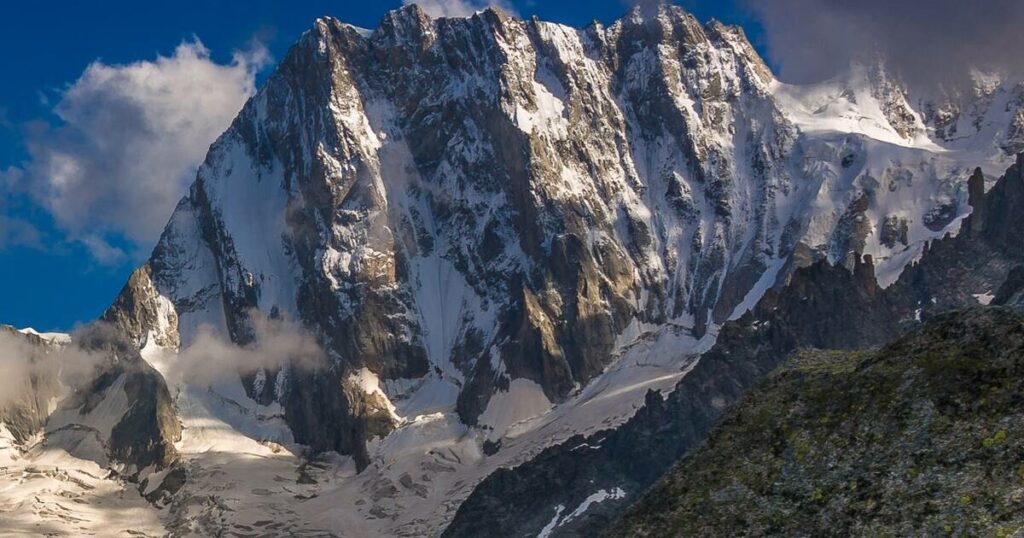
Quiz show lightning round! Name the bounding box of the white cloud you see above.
[12,40,269,263]
[170,312,326,387]
[404,0,516,18]
[80,234,128,265]
[0,312,323,411]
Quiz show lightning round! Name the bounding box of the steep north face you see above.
[6,3,1024,536]
[108,3,1015,459]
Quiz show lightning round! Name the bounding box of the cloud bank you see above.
[748,0,1024,89]
[9,40,268,263]
[0,312,325,410]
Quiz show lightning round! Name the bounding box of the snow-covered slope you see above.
[6,4,1023,536]
[0,427,166,537]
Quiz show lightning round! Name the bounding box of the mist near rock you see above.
[169,313,326,387]
[0,330,106,408]
[748,0,1024,90]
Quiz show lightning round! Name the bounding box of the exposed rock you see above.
[868,62,920,139]
[923,199,959,232]
[879,215,909,248]
[72,324,182,470]
[142,464,188,505]
[444,256,908,538]
[445,154,1024,537]
[965,167,986,236]
[994,266,1024,311]
[982,153,1024,253]
[831,192,873,267]
[0,327,64,444]
[0,323,180,474]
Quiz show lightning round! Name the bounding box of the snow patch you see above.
[537,505,565,538]
[478,379,552,441]
[537,487,627,537]
[974,292,995,305]
[16,328,71,345]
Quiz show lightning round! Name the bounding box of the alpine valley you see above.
[3,4,1024,537]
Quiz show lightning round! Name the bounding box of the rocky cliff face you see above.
[445,150,1024,537]
[104,3,1015,468]
[611,306,1024,537]
[444,256,906,537]
[995,267,1024,310]
[0,324,180,474]
[922,73,1024,157]
[0,327,66,444]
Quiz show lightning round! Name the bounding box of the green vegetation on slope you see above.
[611,307,1024,537]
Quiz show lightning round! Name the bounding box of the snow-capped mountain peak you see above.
[3,5,1022,536]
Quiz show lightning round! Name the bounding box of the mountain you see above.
[610,304,1024,537]
[2,4,1023,536]
[445,146,1024,537]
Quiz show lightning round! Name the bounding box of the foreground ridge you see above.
[611,305,1024,537]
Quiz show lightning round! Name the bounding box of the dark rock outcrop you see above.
[0,323,180,472]
[611,307,1024,537]
[0,327,64,444]
[72,324,182,470]
[995,266,1024,310]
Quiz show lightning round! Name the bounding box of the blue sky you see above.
[0,0,763,332]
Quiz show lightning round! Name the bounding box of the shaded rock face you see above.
[611,307,1024,538]
[444,154,1024,537]
[66,325,183,471]
[880,215,909,248]
[981,153,1024,253]
[0,325,181,473]
[995,266,1024,311]
[889,155,1024,321]
[103,3,1006,467]
[0,327,65,444]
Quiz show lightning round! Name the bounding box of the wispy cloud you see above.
[169,312,326,387]
[5,40,269,264]
[0,167,42,250]
[0,214,42,250]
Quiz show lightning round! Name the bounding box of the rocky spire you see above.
[966,167,986,236]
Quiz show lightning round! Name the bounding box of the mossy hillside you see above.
[611,307,1024,537]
